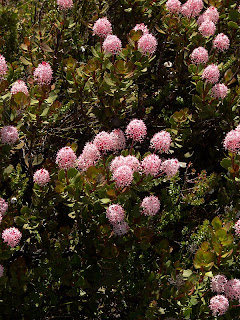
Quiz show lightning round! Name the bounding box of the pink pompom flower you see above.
[0,264,4,277]
[0,198,8,216]
[125,155,141,173]
[110,129,126,152]
[224,279,240,300]
[33,169,50,186]
[138,33,158,55]
[133,23,149,35]
[2,227,22,248]
[191,47,209,65]
[93,17,112,38]
[223,129,240,154]
[0,54,8,79]
[181,0,203,18]
[150,130,172,153]
[103,35,122,55]
[141,195,160,216]
[141,154,162,177]
[113,165,133,188]
[203,6,219,24]
[112,220,129,236]
[161,158,180,178]
[106,204,125,224]
[93,131,113,153]
[202,64,220,84]
[234,219,240,236]
[1,126,19,145]
[211,83,228,99]
[57,0,73,10]
[77,142,101,171]
[166,0,181,14]
[33,61,53,86]
[11,80,29,96]
[199,20,216,37]
[211,275,228,293]
[213,33,230,51]
[125,119,147,143]
[209,295,229,316]
[56,147,77,170]
[110,156,127,173]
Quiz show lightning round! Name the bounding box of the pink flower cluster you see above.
[211,83,228,100]
[150,130,172,153]
[112,220,129,236]
[56,147,77,170]
[202,64,220,84]
[133,23,149,35]
[113,165,133,188]
[181,0,203,19]
[77,142,101,171]
[93,131,115,154]
[191,47,208,65]
[141,195,160,216]
[11,80,29,96]
[57,0,73,10]
[141,154,162,177]
[161,158,180,178]
[125,119,147,143]
[1,126,19,145]
[110,155,141,173]
[33,169,50,186]
[234,219,240,236]
[106,204,129,236]
[0,54,8,79]
[197,6,219,37]
[0,198,8,216]
[138,33,158,55]
[166,0,181,14]
[223,126,240,154]
[198,20,216,37]
[2,227,22,247]
[211,275,228,293]
[213,33,230,51]
[103,35,122,55]
[111,129,126,151]
[93,17,112,38]
[209,295,229,316]
[34,61,53,86]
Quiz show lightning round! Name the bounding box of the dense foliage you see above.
[0,0,240,319]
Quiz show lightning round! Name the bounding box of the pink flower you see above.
[57,0,73,10]
[2,227,22,247]
[202,64,220,84]
[161,158,180,178]
[211,83,228,99]
[203,6,219,24]
[211,275,228,293]
[11,80,29,96]
[209,295,229,316]
[33,61,53,86]
[141,195,160,216]
[106,204,125,224]
[125,119,147,143]
[125,155,141,172]
[77,142,101,171]
[110,129,126,151]
[213,33,230,51]
[112,220,129,236]
[0,54,8,79]
[181,0,203,18]
[0,198,8,216]
[93,17,112,38]
[150,131,172,153]
[103,35,122,55]
[224,279,240,300]
[199,20,216,37]
[223,129,240,153]
[133,23,149,34]
[110,156,127,172]
[33,169,50,186]
[138,33,158,55]
[191,47,209,65]
[197,14,205,26]
[93,131,113,153]
[141,154,162,177]
[1,126,19,145]
[0,264,4,277]
[166,0,181,14]
[113,165,133,188]
[56,147,77,170]
[234,219,240,236]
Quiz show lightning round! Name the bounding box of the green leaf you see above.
[100,198,111,204]
[228,21,238,29]
[211,217,222,231]
[196,80,203,94]
[220,158,232,170]
[183,269,192,278]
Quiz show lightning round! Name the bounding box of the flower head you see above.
[199,20,216,37]
[57,0,73,10]
[133,23,149,34]
[161,158,180,178]
[150,130,172,153]
[0,198,8,216]
[0,54,8,79]
[224,279,240,300]
[11,80,29,96]
[110,129,126,152]
[2,227,22,247]
[234,219,240,236]
[211,275,228,293]
[213,33,230,51]
[106,204,125,224]
[209,295,229,316]
[93,17,112,38]
[181,0,203,18]
[103,35,122,55]
[56,147,77,170]
[191,47,209,65]
[141,195,160,216]
[77,142,101,171]
[203,6,219,24]
[113,165,133,188]
[1,126,19,145]
[112,220,129,236]
[93,131,113,153]
[141,154,162,177]
[138,33,157,55]
[166,0,181,14]
[125,155,141,172]
[211,83,228,99]
[33,169,50,186]
[202,64,220,84]
[125,119,147,143]
[34,61,53,86]
[223,129,240,153]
